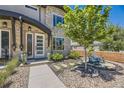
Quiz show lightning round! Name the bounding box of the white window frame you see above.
[35,33,45,58]
[0,29,10,58]
[53,36,64,51]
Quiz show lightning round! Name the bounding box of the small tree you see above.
[59,5,112,71]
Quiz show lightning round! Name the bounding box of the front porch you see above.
[0,9,51,64]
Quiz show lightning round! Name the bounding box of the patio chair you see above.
[88,55,104,65]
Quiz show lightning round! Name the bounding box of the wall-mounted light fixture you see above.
[2,22,7,28]
[28,26,31,32]
[19,16,22,21]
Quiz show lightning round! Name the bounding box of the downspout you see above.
[19,16,23,51]
[11,17,16,51]
[38,6,41,22]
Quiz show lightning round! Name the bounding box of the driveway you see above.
[28,64,65,88]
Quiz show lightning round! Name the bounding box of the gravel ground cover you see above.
[3,66,30,88]
[58,62,124,88]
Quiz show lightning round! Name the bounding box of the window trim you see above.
[35,33,45,58]
[0,29,11,58]
[52,13,64,27]
[53,37,64,51]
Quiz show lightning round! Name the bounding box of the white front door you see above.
[0,30,10,58]
[35,33,44,58]
[26,33,33,58]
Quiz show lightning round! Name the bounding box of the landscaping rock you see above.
[58,62,124,88]
[60,64,68,68]
[69,63,75,66]
[75,70,82,74]
[4,66,29,88]
[53,65,61,71]
[102,63,116,70]
[91,72,99,78]
[70,66,78,71]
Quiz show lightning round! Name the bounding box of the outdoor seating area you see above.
[48,55,124,88]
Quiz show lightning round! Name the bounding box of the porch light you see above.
[28,26,31,32]
[2,22,7,28]
[19,16,22,21]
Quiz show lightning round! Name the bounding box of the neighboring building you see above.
[0,5,71,59]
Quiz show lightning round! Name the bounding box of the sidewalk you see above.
[28,64,65,88]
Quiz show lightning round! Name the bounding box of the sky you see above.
[69,5,124,28]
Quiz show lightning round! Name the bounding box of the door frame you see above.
[0,29,10,58]
[35,33,45,58]
[26,32,33,58]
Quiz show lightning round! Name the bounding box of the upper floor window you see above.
[53,37,64,50]
[53,15,64,26]
[25,5,37,11]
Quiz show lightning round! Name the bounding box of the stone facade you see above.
[0,5,71,59]
[45,6,71,55]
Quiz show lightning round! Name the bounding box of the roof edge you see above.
[41,5,65,12]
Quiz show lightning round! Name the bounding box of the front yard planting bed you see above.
[49,59,81,75]
[0,66,29,88]
[49,59,124,88]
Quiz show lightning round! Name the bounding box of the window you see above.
[53,37,64,50]
[25,5,37,11]
[53,15,64,26]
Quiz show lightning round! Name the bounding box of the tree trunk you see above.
[84,47,87,71]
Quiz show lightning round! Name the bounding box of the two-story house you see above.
[0,5,71,60]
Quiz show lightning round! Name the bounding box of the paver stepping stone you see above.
[69,63,75,66]
[77,62,82,65]
[102,63,116,70]
[53,65,61,70]
[60,63,68,68]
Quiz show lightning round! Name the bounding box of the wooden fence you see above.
[74,50,124,63]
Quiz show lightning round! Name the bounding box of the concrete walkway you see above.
[28,64,65,88]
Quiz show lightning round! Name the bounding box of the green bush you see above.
[51,53,64,61]
[6,57,18,75]
[0,70,8,87]
[22,51,27,64]
[48,54,52,61]
[68,51,80,59]
[0,57,18,87]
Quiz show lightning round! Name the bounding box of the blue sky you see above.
[69,5,124,28]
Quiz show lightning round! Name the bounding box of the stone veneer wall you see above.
[0,5,72,57]
[0,19,12,57]
[45,6,71,56]
[22,22,48,57]
[0,19,48,58]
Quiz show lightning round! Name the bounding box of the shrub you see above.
[22,51,27,64]
[0,70,8,87]
[6,57,18,75]
[0,57,18,87]
[48,54,52,61]
[68,51,80,59]
[51,53,64,61]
